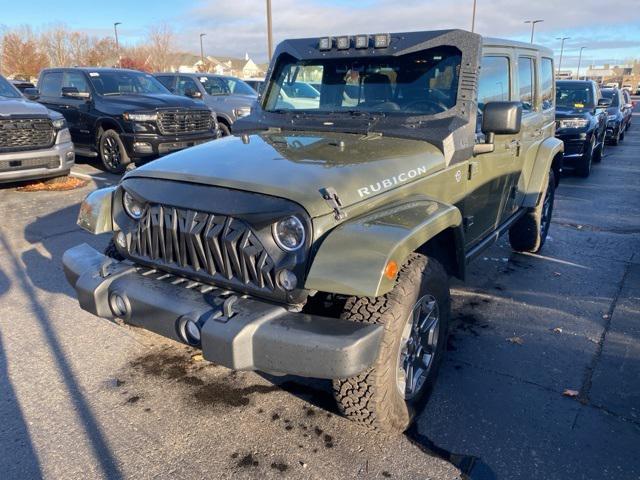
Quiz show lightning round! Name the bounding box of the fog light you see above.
[109,293,128,317]
[278,269,298,291]
[133,142,153,154]
[116,231,127,248]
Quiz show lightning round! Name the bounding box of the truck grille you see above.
[128,205,277,292]
[0,118,55,153]
[157,110,212,135]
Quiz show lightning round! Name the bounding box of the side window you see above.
[477,56,510,131]
[156,76,175,91]
[540,58,554,110]
[62,72,90,93]
[39,72,63,97]
[176,76,199,96]
[518,57,535,112]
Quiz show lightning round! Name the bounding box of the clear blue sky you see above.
[2,0,639,66]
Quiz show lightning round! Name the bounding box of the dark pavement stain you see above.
[272,412,280,421]
[382,472,392,478]
[125,395,140,404]
[237,453,259,468]
[271,462,289,472]
[193,382,280,407]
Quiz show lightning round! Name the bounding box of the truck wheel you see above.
[104,239,124,261]
[575,136,594,177]
[333,253,450,433]
[593,134,604,163]
[99,129,130,174]
[218,122,231,137]
[509,169,555,253]
[619,129,625,142]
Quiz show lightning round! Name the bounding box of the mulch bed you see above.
[16,175,89,192]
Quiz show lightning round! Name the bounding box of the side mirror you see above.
[23,87,40,100]
[597,98,612,107]
[474,102,523,155]
[62,86,91,100]
[185,89,203,99]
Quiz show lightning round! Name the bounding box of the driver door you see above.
[463,53,518,247]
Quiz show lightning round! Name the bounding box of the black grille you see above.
[0,118,55,153]
[157,110,212,135]
[128,205,276,292]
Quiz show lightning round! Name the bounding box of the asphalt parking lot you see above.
[1,107,638,480]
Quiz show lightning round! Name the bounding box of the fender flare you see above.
[304,198,463,298]
[523,136,564,208]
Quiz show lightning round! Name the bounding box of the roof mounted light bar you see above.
[373,33,390,49]
[318,33,390,51]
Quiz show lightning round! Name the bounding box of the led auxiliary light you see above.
[336,36,350,50]
[374,33,390,48]
[319,37,332,51]
[355,35,369,49]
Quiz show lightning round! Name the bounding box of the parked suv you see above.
[555,80,608,177]
[601,87,632,145]
[63,31,562,433]
[0,74,74,183]
[155,73,257,136]
[34,68,218,173]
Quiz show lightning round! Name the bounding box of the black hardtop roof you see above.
[40,67,147,74]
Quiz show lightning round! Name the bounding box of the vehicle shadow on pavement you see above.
[0,233,122,479]
[0,331,44,479]
[21,203,109,298]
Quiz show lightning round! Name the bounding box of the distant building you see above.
[556,70,573,80]
[167,53,266,79]
[584,64,633,86]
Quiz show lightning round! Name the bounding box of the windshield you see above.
[264,46,462,115]
[556,83,594,109]
[197,76,256,96]
[89,71,170,96]
[0,77,22,99]
[600,89,620,106]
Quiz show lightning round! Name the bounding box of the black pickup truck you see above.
[33,68,219,173]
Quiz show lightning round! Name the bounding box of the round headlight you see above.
[123,191,145,219]
[272,216,306,252]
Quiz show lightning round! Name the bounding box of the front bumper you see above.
[120,131,217,159]
[555,132,589,164]
[62,244,383,379]
[0,141,75,183]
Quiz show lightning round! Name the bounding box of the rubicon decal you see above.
[357,166,429,198]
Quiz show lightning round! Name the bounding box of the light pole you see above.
[471,0,477,33]
[577,46,586,80]
[556,37,570,76]
[114,22,121,68]
[524,19,543,44]
[199,33,207,67]
[266,0,273,60]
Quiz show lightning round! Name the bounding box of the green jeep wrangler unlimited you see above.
[63,30,563,433]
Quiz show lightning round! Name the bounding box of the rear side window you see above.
[156,76,175,91]
[518,57,535,112]
[540,58,554,110]
[39,72,63,97]
[477,56,510,111]
[62,72,90,93]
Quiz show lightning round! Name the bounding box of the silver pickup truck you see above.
[0,75,75,183]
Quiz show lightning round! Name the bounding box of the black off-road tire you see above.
[509,169,555,253]
[332,253,450,433]
[575,137,594,177]
[104,239,124,261]
[610,127,620,146]
[99,129,130,174]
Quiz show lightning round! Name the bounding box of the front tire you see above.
[509,169,555,253]
[332,254,450,433]
[99,129,130,174]
[575,136,594,177]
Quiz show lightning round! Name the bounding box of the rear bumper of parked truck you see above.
[62,244,383,379]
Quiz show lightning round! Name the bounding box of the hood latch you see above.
[320,187,347,221]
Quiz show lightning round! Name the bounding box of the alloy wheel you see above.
[102,136,122,171]
[396,294,440,400]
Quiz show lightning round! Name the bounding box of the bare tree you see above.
[1,28,48,78]
[85,37,117,67]
[146,24,176,72]
[41,24,72,67]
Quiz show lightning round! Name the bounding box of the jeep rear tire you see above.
[509,169,555,253]
[99,129,130,174]
[332,253,450,433]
